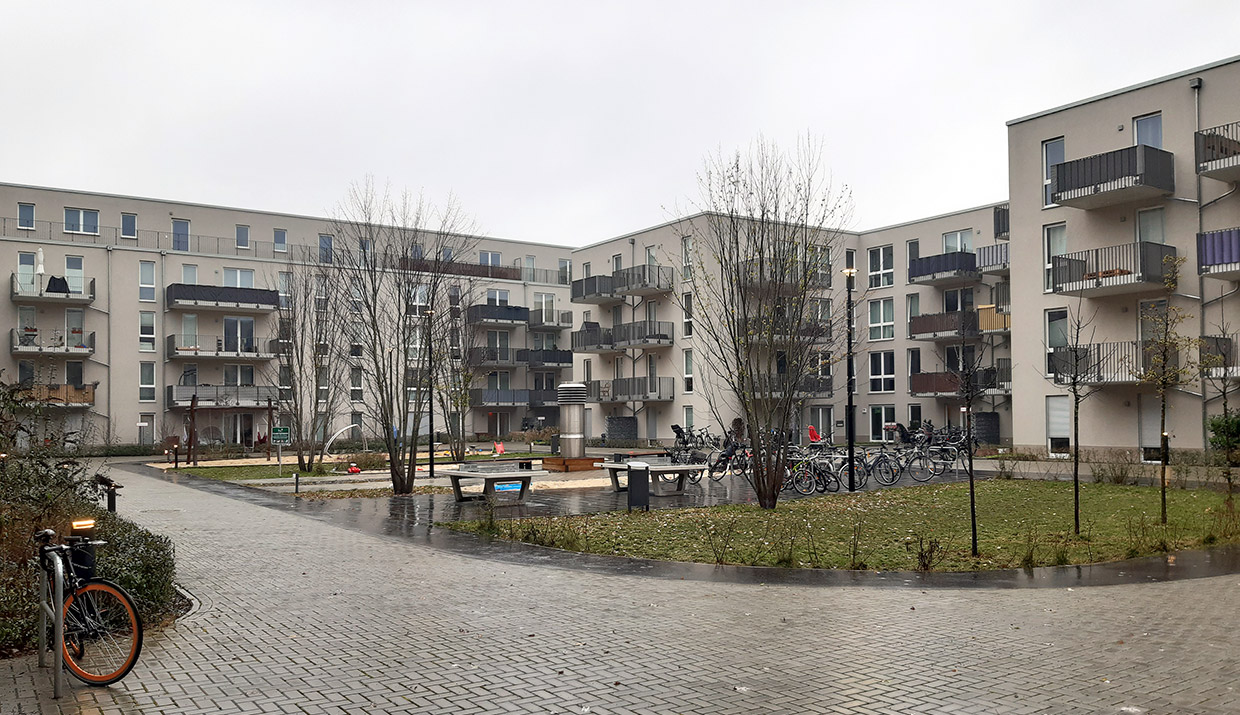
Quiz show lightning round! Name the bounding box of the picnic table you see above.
[441,468,547,504]
[594,462,707,496]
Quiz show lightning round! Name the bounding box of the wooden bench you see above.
[442,469,546,504]
[594,462,707,496]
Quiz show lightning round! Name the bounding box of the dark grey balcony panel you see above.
[165,283,279,310]
[1050,341,1176,385]
[166,384,281,408]
[907,251,979,286]
[528,389,559,406]
[613,264,675,295]
[613,320,675,347]
[1051,144,1174,209]
[1196,120,1240,183]
[466,303,530,324]
[1051,241,1176,297]
[518,348,574,367]
[468,388,530,406]
[467,347,519,365]
[993,205,1010,240]
[570,275,618,303]
[571,325,616,352]
[528,310,573,330]
[908,311,980,341]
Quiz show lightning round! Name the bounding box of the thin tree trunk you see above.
[967,404,977,557]
[1160,395,1168,525]
[1072,393,1080,536]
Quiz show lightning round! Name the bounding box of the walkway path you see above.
[3,464,1238,714]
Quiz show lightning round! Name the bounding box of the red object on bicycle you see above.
[807,424,823,443]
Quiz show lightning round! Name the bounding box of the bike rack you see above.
[37,553,65,698]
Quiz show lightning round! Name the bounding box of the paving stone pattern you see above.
[3,467,1239,714]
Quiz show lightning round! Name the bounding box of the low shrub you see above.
[346,451,387,471]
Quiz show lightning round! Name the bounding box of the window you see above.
[870,405,896,442]
[172,219,190,251]
[683,406,694,432]
[683,348,693,393]
[64,208,99,235]
[17,252,35,291]
[181,364,198,386]
[487,289,510,306]
[66,309,84,347]
[644,246,656,266]
[906,293,920,334]
[351,367,364,401]
[907,239,919,264]
[811,350,832,378]
[274,228,287,253]
[278,365,292,400]
[869,351,895,392]
[351,412,363,440]
[612,254,622,272]
[138,414,155,446]
[139,362,156,401]
[1043,137,1065,207]
[868,245,894,288]
[583,359,592,383]
[139,312,156,351]
[946,344,976,373]
[645,300,657,321]
[224,316,255,352]
[1044,223,1067,291]
[908,348,921,375]
[809,406,832,442]
[681,236,693,278]
[868,298,894,340]
[181,314,198,347]
[223,268,255,288]
[1046,395,1070,455]
[682,293,693,337]
[182,264,197,284]
[582,262,591,278]
[360,237,372,262]
[944,287,973,313]
[480,250,501,266]
[349,278,363,313]
[943,229,972,253]
[319,234,334,264]
[18,203,35,229]
[1138,207,1165,244]
[1134,113,1162,149]
[138,261,156,301]
[441,247,454,262]
[18,360,35,384]
[908,404,922,429]
[66,361,84,388]
[225,364,256,387]
[121,213,137,238]
[278,271,292,309]
[235,225,250,249]
[65,256,84,294]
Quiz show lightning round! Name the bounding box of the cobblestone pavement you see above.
[4,465,1239,714]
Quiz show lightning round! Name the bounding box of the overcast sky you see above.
[6,1,1240,246]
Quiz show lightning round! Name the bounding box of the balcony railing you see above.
[992,281,1011,313]
[465,304,530,324]
[570,275,618,303]
[528,310,573,330]
[907,251,979,287]
[993,205,1010,240]
[613,320,674,347]
[529,389,559,407]
[11,328,95,355]
[739,260,832,294]
[468,388,530,406]
[751,374,833,398]
[165,334,278,359]
[1050,144,1175,210]
[978,305,1010,334]
[518,348,574,368]
[19,384,96,407]
[1196,120,1240,183]
[468,347,519,366]
[976,242,1009,275]
[166,283,280,312]
[1050,241,1176,297]
[395,258,570,285]
[10,274,96,304]
[570,325,615,352]
[1050,341,1177,385]
[908,311,979,341]
[1197,227,1240,280]
[1201,335,1240,380]
[613,264,675,295]
[909,368,1001,397]
[166,384,281,408]
[585,377,675,402]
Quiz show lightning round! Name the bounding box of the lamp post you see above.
[424,308,435,483]
[842,266,857,492]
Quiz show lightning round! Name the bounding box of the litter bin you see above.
[627,461,650,512]
[550,435,560,454]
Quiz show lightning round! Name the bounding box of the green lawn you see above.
[446,480,1240,571]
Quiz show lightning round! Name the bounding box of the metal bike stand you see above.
[37,555,65,698]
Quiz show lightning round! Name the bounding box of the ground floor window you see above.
[908,403,922,430]
[869,405,895,441]
[808,405,832,444]
[1046,395,1069,456]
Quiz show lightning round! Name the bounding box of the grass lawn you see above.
[446,479,1240,571]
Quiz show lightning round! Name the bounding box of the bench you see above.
[442,469,546,504]
[594,462,707,496]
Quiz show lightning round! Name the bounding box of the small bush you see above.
[346,452,387,471]
[80,443,165,457]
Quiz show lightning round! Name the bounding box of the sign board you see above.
[272,426,292,446]
[493,482,522,492]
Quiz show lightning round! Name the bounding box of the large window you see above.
[319,234,334,264]
[139,362,156,402]
[808,406,832,442]
[869,351,895,393]
[223,268,255,288]
[1134,113,1162,149]
[64,208,99,235]
[65,256,84,294]
[1137,207,1165,244]
[908,347,921,375]
[868,245,894,288]
[683,348,693,393]
[1045,308,1068,374]
[681,236,693,278]
[868,298,894,340]
[943,229,972,253]
[944,287,973,313]
[908,404,922,429]
[18,203,35,229]
[223,316,255,352]
[906,239,919,264]
[17,252,35,291]
[487,289,510,306]
[235,225,250,249]
[1043,137,1065,207]
[682,293,693,337]
[138,261,156,302]
[172,219,190,251]
[182,264,198,284]
[350,367,364,402]
[121,213,137,238]
[274,228,287,253]
[1043,223,1067,291]
[870,405,896,442]
[139,312,156,351]
[224,364,256,386]
[480,250,501,266]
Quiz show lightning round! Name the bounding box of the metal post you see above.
[38,556,65,698]
[106,487,116,513]
[189,394,199,465]
[266,398,273,462]
[426,308,435,484]
[844,267,857,492]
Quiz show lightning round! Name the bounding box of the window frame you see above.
[1134,112,1163,149]
[235,224,250,249]
[18,203,35,229]
[274,228,287,253]
[319,234,334,264]
[867,245,894,288]
[121,213,137,238]
[63,208,99,235]
[1045,307,1068,375]
[868,297,894,341]
[1043,137,1065,208]
[138,261,156,302]
[139,311,156,352]
[139,361,156,402]
[1043,222,1067,292]
[868,350,896,393]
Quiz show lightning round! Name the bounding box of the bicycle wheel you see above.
[61,579,142,686]
[792,463,817,495]
[907,454,935,482]
[730,453,750,478]
[872,456,900,487]
[706,450,727,481]
[837,457,865,491]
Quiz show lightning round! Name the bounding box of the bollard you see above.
[627,461,650,512]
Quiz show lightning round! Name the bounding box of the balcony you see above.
[397,259,570,285]
[909,367,1003,398]
[587,377,675,403]
[466,304,530,325]
[10,274,96,305]
[165,334,278,361]
[991,281,1011,313]
[570,325,615,353]
[976,243,1009,276]
[166,384,281,408]
[978,305,1010,334]
[993,205,1010,240]
[1050,341,1176,386]
[907,311,979,342]
[11,328,95,356]
[467,347,520,367]
[751,374,833,399]
[1197,227,1240,280]
[1196,120,1240,183]
[907,252,979,287]
[19,383,95,408]
[613,320,675,348]
[528,389,559,407]
[1051,241,1176,297]
[519,349,573,368]
[740,260,832,296]
[468,388,530,406]
[528,310,573,331]
[614,264,675,296]
[1202,335,1240,380]
[1050,144,1175,210]
[571,275,618,304]
[166,283,279,313]
[988,359,1012,396]
[739,317,832,342]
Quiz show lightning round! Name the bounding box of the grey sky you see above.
[6,1,1240,245]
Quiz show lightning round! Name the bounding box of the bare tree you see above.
[677,136,852,509]
[435,278,488,461]
[941,339,994,557]
[1042,300,1116,535]
[1133,255,1201,525]
[332,178,481,494]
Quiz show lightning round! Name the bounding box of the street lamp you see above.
[424,308,436,483]
[842,266,857,492]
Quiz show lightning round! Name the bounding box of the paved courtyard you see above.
[3,463,1239,714]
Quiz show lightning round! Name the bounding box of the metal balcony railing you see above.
[528,389,559,406]
[613,320,674,346]
[466,304,530,324]
[908,251,978,285]
[1050,341,1178,385]
[528,310,573,330]
[908,311,979,340]
[165,334,278,358]
[571,325,615,352]
[11,328,95,354]
[993,205,1010,240]
[1196,120,1240,182]
[1050,144,1175,209]
[910,368,1000,396]
[1197,227,1240,279]
[613,264,675,294]
[10,274,97,303]
[468,347,519,365]
[976,242,1009,275]
[469,388,530,406]
[1202,335,1240,379]
[751,374,833,397]
[166,283,280,310]
[19,384,96,406]
[518,349,573,367]
[571,274,617,303]
[613,376,675,401]
[1050,241,1176,296]
[166,384,281,407]
[992,281,1011,313]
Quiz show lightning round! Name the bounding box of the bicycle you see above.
[35,526,143,686]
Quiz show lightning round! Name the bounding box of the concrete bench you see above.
[442,469,546,504]
[594,462,707,496]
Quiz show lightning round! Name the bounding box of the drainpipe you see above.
[1191,76,1208,449]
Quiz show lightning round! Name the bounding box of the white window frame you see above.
[1045,307,1068,376]
[18,203,35,229]
[274,228,287,253]
[319,234,334,264]
[139,362,156,402]
[350,366,364,402]
[223,267,255,288]
[868,297,894,341]
[683,348,693,393]
[65,256,84,294]
[869,350,895,393]
[480,250,501,266]
[139,312,156,352]
[683,405,694,432]
[121,213,137,238]
[1137,207,1165,244]
[1134,112,1162,149]
[867,245,894,288]
[681,236,693,278]
[182,264,198,285]
[235,224,250,249]
[1043,137,1065,208]
[64,208,99,235]
[943,229,972,254]
[138,261,156,302]
[870,405,896,442]
[1043,223,1067,292]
